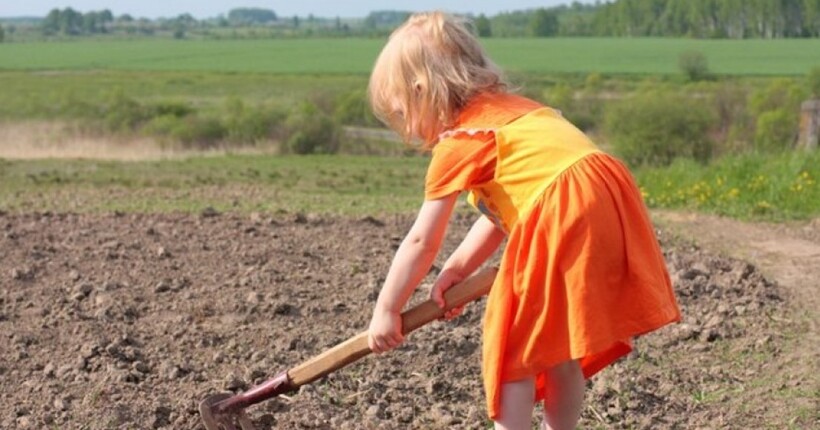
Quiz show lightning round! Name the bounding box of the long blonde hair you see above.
[368,12,506,147]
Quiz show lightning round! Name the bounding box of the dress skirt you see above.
[482,151,681,419]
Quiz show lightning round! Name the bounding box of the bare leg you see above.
[494,378,536,430]
[541,360,584,430]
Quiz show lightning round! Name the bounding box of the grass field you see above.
[0,70,365,120]
[1,37,819,76]
[0,154,429,214]
[1,152,817,220]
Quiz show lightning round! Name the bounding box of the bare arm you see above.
[431,216,505,312]
[443,216,506,276]
[369,194,458,352]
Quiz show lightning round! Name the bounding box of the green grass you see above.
[1,38,818,76]
[634,151,820,221]
[2,152,818,220]
[0,70,365,120]
[0,154,429,215]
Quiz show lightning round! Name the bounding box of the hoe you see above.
[199,267,497,430]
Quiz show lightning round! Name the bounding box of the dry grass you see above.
[0,121,278,161]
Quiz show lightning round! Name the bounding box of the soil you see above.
[1,210,817,429]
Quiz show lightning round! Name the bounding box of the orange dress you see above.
[425,92,681,420]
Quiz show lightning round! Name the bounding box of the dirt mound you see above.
[0,212,800,429]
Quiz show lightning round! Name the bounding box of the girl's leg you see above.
[541,360,585,430]
[494,378,536,430]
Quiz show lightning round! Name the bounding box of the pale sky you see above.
[0,1,588,19]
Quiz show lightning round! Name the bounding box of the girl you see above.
[366,12,680,430]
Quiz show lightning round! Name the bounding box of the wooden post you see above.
[799,100,820,150]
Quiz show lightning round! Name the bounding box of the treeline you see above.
[481,0,820,38]
[2,1,819,41]
[589,0,820,38]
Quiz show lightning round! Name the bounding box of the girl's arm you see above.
[431,216,505,316]
[368,193,458,353]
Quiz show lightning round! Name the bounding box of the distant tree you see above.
[529,8,559,37]
[293,16,300,28]
[100,9,114,23]
[118,14,134,23]
[42,9,60,34]
[175,13,197,26]
[491,11,532,37]
[475,14,492,37]
[82,12,100,33]
[806,0,820,37]
[59,8,83,35]
[41,8,84,35]
[678,50,710,81]
[0,24,4,43]
[228,8,277,25]
[364,11,411,29]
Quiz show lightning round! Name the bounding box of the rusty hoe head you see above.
[199,370,295,430]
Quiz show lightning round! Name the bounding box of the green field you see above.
[0,155,429,214]
[1,152,817,220]
[0,70,365,120]
[1,38,819,76]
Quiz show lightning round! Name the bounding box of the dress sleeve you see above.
[424,134,495,201]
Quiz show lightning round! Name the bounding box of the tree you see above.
[58,8,83,35]
[679,50,710,81]
[475,14,492,37]
[805,0,820,37]
[227,8,277,25]
[529,8,559,37]
[82,12,100,34]
[364,11,411,29]
[0,24,4,43]
[42,9,61,35]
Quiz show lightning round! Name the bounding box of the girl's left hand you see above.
[368,307,405,354]
[431,268,466,320]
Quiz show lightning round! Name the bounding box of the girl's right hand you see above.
[431,268,465,320]
[368,307,404,354]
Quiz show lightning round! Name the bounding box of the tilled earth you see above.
[0,211,803,429]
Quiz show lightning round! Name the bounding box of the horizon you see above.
[0,1,593,20]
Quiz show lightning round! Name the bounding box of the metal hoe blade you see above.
[199,393,257,430]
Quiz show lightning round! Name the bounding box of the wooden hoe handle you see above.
[211,267,497,415]
[288,266,497,385]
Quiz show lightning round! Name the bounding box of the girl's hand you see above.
[368,307,405,354]
[431,268,465,320]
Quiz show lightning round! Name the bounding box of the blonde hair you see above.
[368,11,506,147]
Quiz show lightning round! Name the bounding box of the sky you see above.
[0,1,587,19]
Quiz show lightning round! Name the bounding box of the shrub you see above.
[749,78,805,152]
[678,50,710,82]
[168,116,226,148]
[807,66,820,99]
[102,89,150,132]
[223,97,286,145]
[149,100,193,118]
[711,83,753,154]
[754,109,797,152]
[333,90,379,127]
[285,102,340,154]
[604,91,716,167]
[749,78,805,115]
